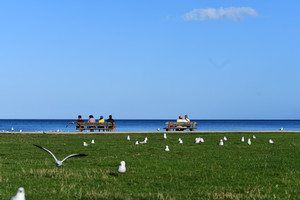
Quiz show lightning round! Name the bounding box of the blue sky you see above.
[0,0,299,119]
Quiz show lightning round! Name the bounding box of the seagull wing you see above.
[66,121,75,127]
[61,154,87,163]
[33,144,59,163]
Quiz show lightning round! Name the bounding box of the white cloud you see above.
[183,7,258,21]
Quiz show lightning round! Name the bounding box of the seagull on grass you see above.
[10,187,25,200]
[165,145,170,151]
[127,135,130,141]
[83,142,89,146]
[218,139,224,146]
[269,139,274,144]
[241,137,245,143]
[139,137,148,144]
[223,136,227,141]
[247,138,251,145]
[178,138,183,144]
[33,144,87,167]
[163,133,167,139]
[118,161,126,176]
[91,140,95,144]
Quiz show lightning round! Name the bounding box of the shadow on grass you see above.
[108,172,118,177]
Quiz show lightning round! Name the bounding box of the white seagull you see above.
[195,138,200,144]
[218,139,224,146]
[83,142,89,146]
[247,138,251,145]
[157,128,160,131]
[280,128,283,131]
[223,136,227,141]
[10,187,25,200]
[165,145,170,151]
[200,138,204,143]
[269,139,274,144]
[118,161,126,176]
[253,135,256,139]
[163,133,167,139]
[127,135,130,141]
[11,127,14,132]
[178,138,183,144]
[241,137,245,143]
[139,137,148,144]
[135,141,139,145]
[91,140,95,144]
[33,144,87,167]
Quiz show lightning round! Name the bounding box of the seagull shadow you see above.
[108,172,118,177]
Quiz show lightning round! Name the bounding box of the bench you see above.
[163,122,197,131]
[76,122,113,132]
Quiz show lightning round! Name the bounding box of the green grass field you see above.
[1,132,300,200]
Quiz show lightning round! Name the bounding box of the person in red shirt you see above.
[77,115,84,123]
[76,115,84,131]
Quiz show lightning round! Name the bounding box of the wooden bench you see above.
[76,122,113,132]
[164,122,197,131]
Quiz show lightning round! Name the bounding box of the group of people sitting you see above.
[177,115,190,122]
[175,115,191,131]
[76,115,116,132]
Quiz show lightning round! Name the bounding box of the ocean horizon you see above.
[1,119,300,132]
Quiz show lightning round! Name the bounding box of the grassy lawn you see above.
[1,132,300,199]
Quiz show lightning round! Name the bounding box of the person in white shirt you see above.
[177,115,186,122]
[176,115,186,131]
[185,115,190,122]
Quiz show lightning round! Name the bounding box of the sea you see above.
[0,119,300,132]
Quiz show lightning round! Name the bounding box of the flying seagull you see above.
[10,187,25,200]
[66,121,76,127]
[33,144,87,167]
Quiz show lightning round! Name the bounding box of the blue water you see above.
[0,119,300,132]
